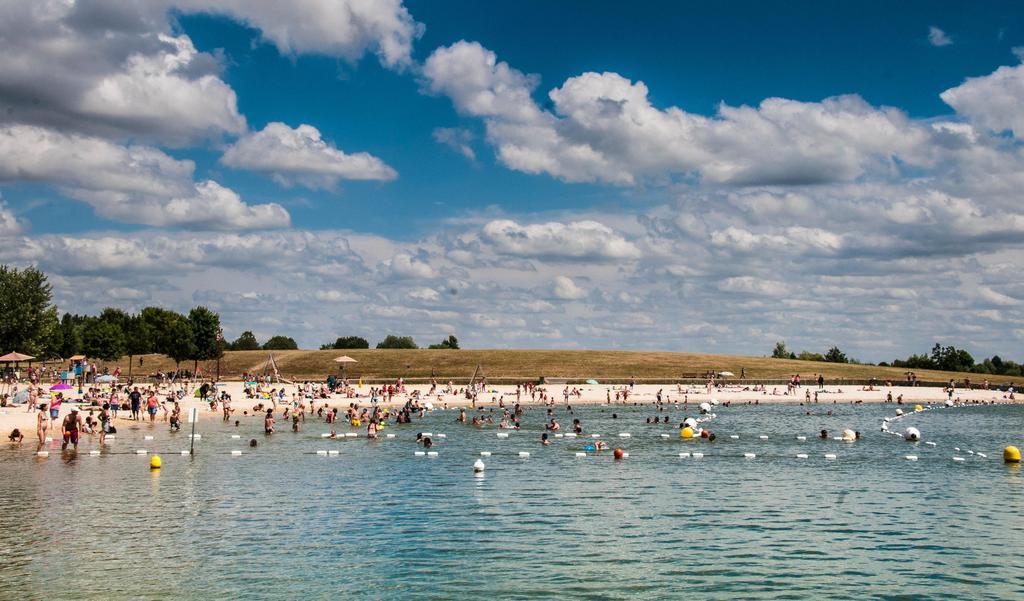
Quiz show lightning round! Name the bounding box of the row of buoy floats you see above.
[881,402,1021,463]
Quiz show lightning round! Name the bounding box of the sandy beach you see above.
[2,379,1016,440]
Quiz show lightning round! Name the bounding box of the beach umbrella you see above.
[334,355,358,379]
[49,383,72,391]
[12,389,29,404]
[586,379,599,385]
[96,374,117,383]
[0,352,34,362]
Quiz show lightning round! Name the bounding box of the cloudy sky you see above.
[1,1,1024,361]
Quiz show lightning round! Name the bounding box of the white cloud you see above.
[423,41,935,186]
[551,276,587,300]
[409,287,441,302]
[176,0,423,69]
[718,276,788,296]
[928,26,953,47]
[432,127,476,160]
[221,122,397,190]
[481,219,641,261]
[941,62,1024,138]
[0,124,288,230]
[388,254,437,279]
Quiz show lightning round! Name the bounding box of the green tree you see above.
[0,265,59,356]
[230,331,261,351]
[188,306,223,371]
[56,313,86,358]
[162,314,196,369]
[123,314,153,378]
[771,341,790,359]
[824,346,848,363]
[263,335,298,350]
[140,307,181,356]
[797,351,824,362]
[80,317,126,362]
[376,335,418,349]
[331,336,370,349]
[428,335,460,349]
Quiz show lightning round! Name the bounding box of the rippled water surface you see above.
[1,401,1022,599]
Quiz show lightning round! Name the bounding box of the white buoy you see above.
[795,453,808,459]
[904,427,921,442]
[89,450,100,456]
[692,452,704,459]
[619,433,631,438]
[575,452,586,458]
[758,435,769,440]
[421,432,433,437]
[679,452,691,458]
[954,447,961,452]
[180,450,189,456]
[683,418,697,429]
[825,453,837,460]
[660,434,670,439]
[496,432,509,438]
[427,451,438,457]
[744,453,756,459]
[105,435,115,439]
[621,452,630,458]
[231,450,243,456]
[231,435,241,439]
[136,449,147,455]
[436,434,447,439]
[480,451,491,456]
[414,451,425,456]
[189,434,201,439]
[320,433,331,438]
[144,435,154,441]
[699,402,712,414]
[925,441,936,446]
[565,433,577,438]
[796,436,806,441]
[518,451,530,458]
[730,435,739,440]
[316,450,328,456]
[554,433,563,438]
[977,453,987,458]
[905,455,918,461]
[345,432,357,438]
[36,451,49,457]
[473,459,485,472]
[386,433,395,438]
[953,456,965,462]
[592,433,601,438]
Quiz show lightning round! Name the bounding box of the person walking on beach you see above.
[129,387,142,420]
[146,391,159,423]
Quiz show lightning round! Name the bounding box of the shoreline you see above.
[1,381,1017,438]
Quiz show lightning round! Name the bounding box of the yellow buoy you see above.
[149,455,162,469]
[1004,446,1021,463]
[680,427,694,439]
[914,404,923,412]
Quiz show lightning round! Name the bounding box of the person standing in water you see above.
[36,403,49,445]
[264,409,275,434]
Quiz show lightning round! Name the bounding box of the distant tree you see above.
[428,335,460,350]
[824,346,848,363]
[140,307,182,356]
[376,335,418,349]
[332,336,370,349]
[230,331,261,351]
[797,351,824,362]
[930,343,974,372]
[162,314,196,369]
[771,341,790,359]
[80,317,126,362]
[263,335,298,350]
[55,313,86,359]
[123,314,152,377]
[188,306,223,371]
[0,265,59,356]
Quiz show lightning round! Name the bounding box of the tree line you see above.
[771,340,1023,376]
[316,334,460,350]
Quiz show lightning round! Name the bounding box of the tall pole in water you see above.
[189,406,198,455]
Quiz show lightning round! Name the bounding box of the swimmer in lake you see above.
[542,433,550,445]
[819,429,828,439]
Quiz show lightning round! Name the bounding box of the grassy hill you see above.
[95,349,1024,386]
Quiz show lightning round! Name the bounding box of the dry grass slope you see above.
[103,349,1024,385]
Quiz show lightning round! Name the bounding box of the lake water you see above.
[1,401,1022,599]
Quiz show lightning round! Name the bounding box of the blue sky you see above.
[1,1,1024,361]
